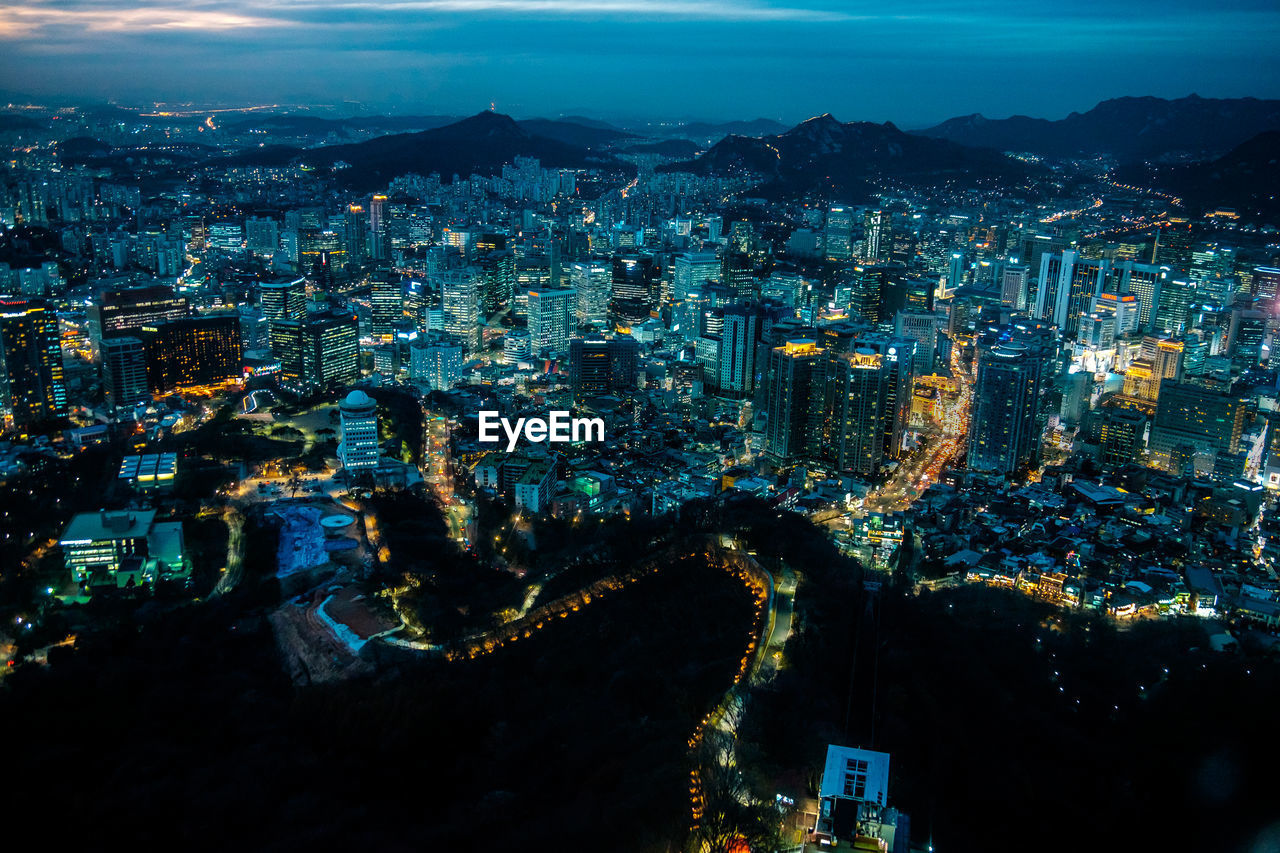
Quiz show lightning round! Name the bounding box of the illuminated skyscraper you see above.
[763,338,826,462]
[141,315,242,394]
[101,336,148,408]
[270,311,360,395]
[966,344,1043,474]
[570,259,610,326]
[1036,251,1103,336]
[338,390,379,472]
[370,274,403,340]
[258,277,307,323]
[368,194,388,261]
[439,269,483,353]
[825,206,853,262]
[672,252,720,302]
[0,298,66,428]
[527,288,576,354]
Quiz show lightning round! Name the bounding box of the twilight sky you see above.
[1,0,1277,126]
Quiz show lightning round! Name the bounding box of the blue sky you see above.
[1,0,1277,126]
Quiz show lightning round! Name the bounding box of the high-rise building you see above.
[338,390,379,472]
[368,194,388,261]
[763,338,826,462]
[270,311,360,395]
[0,298,66,428]
[611,253,655,326]
[101,336,148,408]
[672,252,720,302]
[966,344,1043,474]
[245,216,279,257]
[1149,381,1250,472]
[439,269,482,353]
[862,209,887,262]
[476,249,515,316]
[568,334,638,398]
[823,346,907,476]
[570,259,611,326]
[1099,407,1147,467]
[1227,304,1267,369]
[258,277,307,323]
[141,315,243,394]
[1036,251,1103,337]
[1000,265,1030,310]
[825,206,853,262]
[716,303,761,398]
[894,311,943,375]
[527,288,576,354]
[370,274,403,340]
[90,284,189,355]
[1153,278,1195,336]
[409,338,465,390]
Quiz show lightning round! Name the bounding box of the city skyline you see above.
[1,0,1278,125]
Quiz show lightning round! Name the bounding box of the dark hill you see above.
[919,95,1280,161]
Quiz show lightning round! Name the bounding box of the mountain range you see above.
[1114,131,1280,218]
[307,111,635,188]
[660,113,1034,200]
[918,95,1280,162]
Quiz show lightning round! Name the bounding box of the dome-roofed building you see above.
[338,388,379,472]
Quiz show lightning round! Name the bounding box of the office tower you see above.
[245,216,279,257]
[1036,251,1103,336]
[1152,338,1185,387]
[476,249,515,316]
[1099,407,1147,467]
[1153,220,1193,267]
[1000,265,1029,309]
[948,252,967,290]
[514,254,551,320]
[848,333,915,463]
[258,277,307,323]
[893,311,942,376]
[141,316,242,394]
[90,284,189,355]
[1104,260,1167,332]
[101,336,148,408]
[762,338,826,462]
[717,251,752,300]
[1252,266,1280,303]
[825,348,893,475]
[825,206,853,262]
[344,204,368,267]
[1092,292,1141,337]
[1153,278,1194,336]
[717,303,761,398]
[270,311,360,395]
[1182,333,1209,377]
[1149,381,1250,472]
[439,269,482,353]
[207,222,244,254]
[0,298,66,428]
[611,253,655,326]
[1060,370,1091,426]
[1228,305,1268,369]
[370,274,402,340]
[966,344,1043,474]
[568,334,638,398]
[570,259,610,326]
[338,389,379,472]
[527,288,576,354]
[848,266,882,325]
[672,252,720,301]
[369,194,388,261]
[408,338,464,390]
[862,209,887,262]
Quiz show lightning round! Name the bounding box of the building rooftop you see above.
[61,509,157,544]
